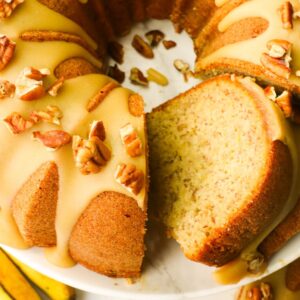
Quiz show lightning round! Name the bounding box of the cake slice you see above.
[148,75,293,266]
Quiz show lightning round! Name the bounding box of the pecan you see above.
[33,130,71,150]
[128,93,144,117]
[86,81,119,112]
[73,135,111,175]
[130,68,148,86]
[108,41,124,64]
[120,123,143,157]
[30,105,63,125]
[0,35,15,70]
[241,252,266,274]
[260,53,291,79]
[89,120,105,141]
[264,86,277,101]
[0,79,15,99]
[147,68,169,86]
[47,77,65,97]
[163,40,177,49]
[0,0,24,19]
[275,90,293,118]
[280,1,294,29]
[3,112,34,134]
[266,39,292,59]
[115,163,144,195]
[107,64,125,83]
[24,67,50,81]
[237,283,272,300]
[132,34,154,59]
[145,30,165,47]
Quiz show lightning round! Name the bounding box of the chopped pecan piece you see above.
[163,40,177,49]
[0,0,24,19]
[30,105,63,125]
[86,81,119,112]
[73,135,111,175]
[128,93,144,117]
[264,86,277,101]
[3,112,34,134]
[33,130,72,150]
[145,30,165,47]
[0,79,15,99]
[147,68,169,86]
[280,1,294,29]
[107,64,125,83]
[120,123,143,157]
[266,39,292,59]
[260,53,291,79]
[241,252,266,274]
[237,282,272,300]
[115,163,144,195]
[275,90,293,118]
[132,34,154,59]
[130,68,148,86]
[108,41,124,64]
[0,35,15,70]
[47,77,65,97]
[89,120,106,141]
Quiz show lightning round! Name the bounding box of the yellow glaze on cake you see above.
[0,0,146,267]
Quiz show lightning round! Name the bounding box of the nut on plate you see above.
[128,93,144,117]
[107,64,125,84]
[0,35,16,70]
[163,40,177,49]
[266,39,292,59]
[130,68,149,86]
[241,252,266,274]
[275,90,293,118]
[147,68,169,86]
[0,79,15,99]
[115,163,144,195]
[108,41,124,64]
[260,53,291,79]
[280,1,294,29]
[132,34,154,59]
[0,0,24,19]
[120,123,143,157]
[145,30,165,47]
[264,86,277,101]
[30,105,63,125]
[237,282,272,300]
[47,77,65,97]
[89,120,106,141]
[33,130,72,150]
[3,112,34,134]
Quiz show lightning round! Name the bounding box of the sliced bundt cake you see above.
[148,75,294,266]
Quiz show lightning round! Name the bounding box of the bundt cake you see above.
[148,75,295,268]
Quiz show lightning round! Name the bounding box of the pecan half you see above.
[0,0,24,19]
[260,53,291,79]
[0,79,15,99]
[33,130,72,150]
[108,41,124,64]
[3,112,34,134]
[86,81,119,112]
[145,30,165,47]
[120,123,143,157]
[130,68,149,86]
[132,34,154,59]
[107,64,125,83]
[266,39,292,59]
[115,163,144,195]
[275,90,293,118]
[89,120,106,141]
[30,105,63,125]
[163,40,177,49]
[237,282,272,300]
[280,1,294,29]
[47,77,65,97]
[73,135,111,175]
[0,35,15,70]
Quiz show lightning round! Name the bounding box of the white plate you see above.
[3,20,300,299]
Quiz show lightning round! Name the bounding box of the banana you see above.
[0,249,41,300]
[0,286,13,300]
[8,254,75,300]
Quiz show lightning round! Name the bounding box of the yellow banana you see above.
[8,254,75,300]
[0,286,13,300]
[0,249,40,300]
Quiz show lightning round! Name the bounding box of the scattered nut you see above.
[108,41,124,64]
[89,120,106,141]
[241,252,266,274]
[130,68,148,86]
[174,59,190,73]
[73,135,111,175]
[86,81,119,112]
[0,35,15,70]
[264,86,277,101]
[128,93,144,117]
[24,67,50,80]
[145,30,165,47]
[266,39,292,59]
[0,79,15,99]
[0,0,24,19]
[33,130,72,150]
[237,282,272,300]
[3,112,34,134]
[280,1,294,29]
[163,40,177,49]
[275,90,293,118]
[47,77,65,97]
[132,34,154,59]
[120,123,143,157]
[260,53,291,79]
[115,163,144,195]
[107,64,125,83]
[30,105,63,125]
[147,68,169,86]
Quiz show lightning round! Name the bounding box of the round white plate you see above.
[3,20,300,299]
